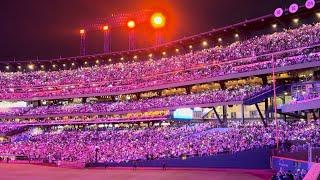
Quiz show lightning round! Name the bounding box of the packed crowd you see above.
[271,169,307,180]
[0,85,269,118]
[0,110,170,125]
[0,125,23,135]
[0,23,320,100]
[290,82,320,104]
[291,94,320,104]
[0,120,318,164]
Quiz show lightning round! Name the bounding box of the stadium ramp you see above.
[281,97,320,113]
[304,163,320,180]
[243,85,290,105]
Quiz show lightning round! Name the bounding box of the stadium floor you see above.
[0,163,273,180]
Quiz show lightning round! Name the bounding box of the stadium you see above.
[0,0,320,179]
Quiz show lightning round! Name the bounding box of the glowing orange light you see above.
[151,12,166,29]
[103,25,109,31]
[272,24,277,28]
[202,41,208,46]
[127,20,136,29]
[80,29,85,34]
[28,64,35,70]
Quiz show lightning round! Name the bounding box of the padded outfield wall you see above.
[86,147,272,169]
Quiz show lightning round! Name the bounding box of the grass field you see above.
[0,163,273,180]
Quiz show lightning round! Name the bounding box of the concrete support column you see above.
[265,98,269,122]
[241,104,245,124]
[223,105,227,123]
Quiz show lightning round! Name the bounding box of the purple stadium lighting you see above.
[274,8,284,17]
[289,3,299,14]
[305,0,316,9]
[127,20,136,50]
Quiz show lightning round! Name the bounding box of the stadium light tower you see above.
[80,29,86,56]
[151,12,166,28]
[81,9,159,54]
[103,25,111,53]
[127,20,136,50]
[151,12,166,46]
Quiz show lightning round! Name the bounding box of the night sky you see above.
[0,0,308,61]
